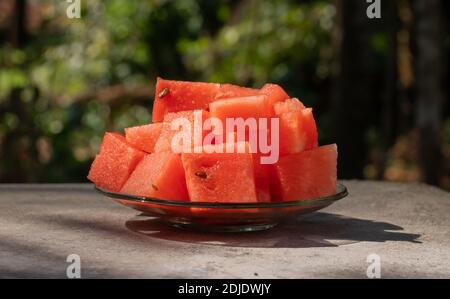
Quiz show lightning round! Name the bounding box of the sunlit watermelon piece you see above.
[203,136,271,202]
[277,111,306,155]
[181,142,258,203]
[215,84,260,99]
[270,144,338,202]
[152,79,260,122]
[125,123,163,153]
[277,108,318,155]
[301,108,319,150]
[209,95,270,122]
[274,98,305,115]
[273,98,306,155]
[193,141,271,202]
[152,78,220,122]
[87,132,145,192]
[208,102,275,162]
[121,152,188,201]
[154,110,210,153]
[260,83,290,115]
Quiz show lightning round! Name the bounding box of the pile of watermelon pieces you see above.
[88,78,337,203]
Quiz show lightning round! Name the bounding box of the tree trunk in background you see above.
[378,0,399,179]
[9,0,27,48]
[413,0,444,185]
[1,0,29,182]
[331,0,374,179]
[396,0,415,136]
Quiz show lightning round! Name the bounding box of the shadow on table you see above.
[125,212,422,248]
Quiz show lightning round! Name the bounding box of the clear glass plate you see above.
[95,183,348,232]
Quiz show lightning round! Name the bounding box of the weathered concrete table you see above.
[0,181,449,278]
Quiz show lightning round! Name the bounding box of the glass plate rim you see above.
[95,183,348,209]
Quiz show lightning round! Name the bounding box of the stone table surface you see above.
[0,181,449,279]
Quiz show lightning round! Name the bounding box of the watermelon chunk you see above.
[194,141,271,202]
[154,110,210,153]
[215,84,260,100]
[181,143,258,203]
[273,98,305,115]
[87,132,145,192]
[152,78,220,122]
[209,95,270,122]
[125,123,163,153]
[152,78,259,122]
[277,108,318,155]
[302,108,319,150]
[121,152,189,201]
[260,83,290,115]
[270,144,338,201]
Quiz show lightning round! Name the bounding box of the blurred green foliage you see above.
[0,0,448,186]
[0,0,337,182]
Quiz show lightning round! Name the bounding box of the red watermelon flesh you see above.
[98,132,126,153]
[154,110,210,153]
[209,95,270,122]
[121,152,188,201]
[274,98,305,115]
[152,78,220,122]
[209,96,271,148]
[216,84,260,100]
[153,78,260,123]
[125,123,163,153]
[87,132,145,192]
[277,108,318,155]
[253,157,271,202]
[302,108,319,150]
[247,136,272,202]
[189,140,271,202]
[260,83,290,115]
[277,111,306,155]
[181,142,258,203]
[270,144,337,201]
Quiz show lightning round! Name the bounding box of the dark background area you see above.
[0,0,449,190]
